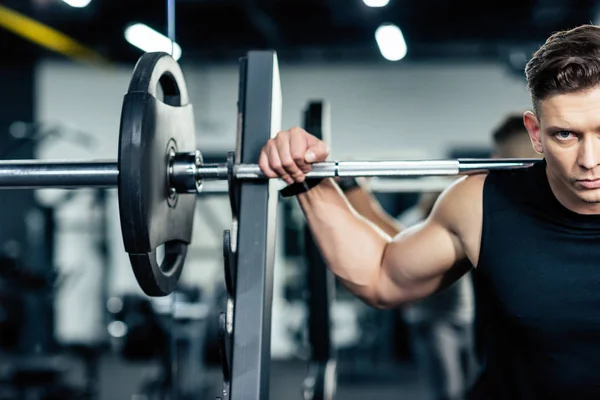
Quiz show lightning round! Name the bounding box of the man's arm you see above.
[295,173,483,308]
[259,127,481,309]
[341,184,402,237]
[340,185,473,296]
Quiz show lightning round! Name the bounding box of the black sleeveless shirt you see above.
[469,159,600,399]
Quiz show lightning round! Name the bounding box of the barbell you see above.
[0,51,540,297]
[0,157,540,187]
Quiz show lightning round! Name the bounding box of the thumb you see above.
[304,139,329,163]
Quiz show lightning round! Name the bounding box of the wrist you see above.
[279,178,325,198]
[335,176,361,193]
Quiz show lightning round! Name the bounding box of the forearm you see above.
[343,186,403,237]
[297,179,391,302]
[258,126,467,310]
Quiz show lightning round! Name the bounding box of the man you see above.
[343,113,541,400]
[260,24,600,398]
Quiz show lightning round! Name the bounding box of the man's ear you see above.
[523,111,543,154]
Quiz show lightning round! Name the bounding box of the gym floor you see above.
[98,355,427,399]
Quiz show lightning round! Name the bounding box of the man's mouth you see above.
[576,178,600,189]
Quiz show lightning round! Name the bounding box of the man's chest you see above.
[479,230,600,340]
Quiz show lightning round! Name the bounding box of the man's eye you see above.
[555,131,573,140]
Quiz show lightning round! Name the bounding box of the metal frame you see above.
[302,101,337,400]
[229,50,282,400]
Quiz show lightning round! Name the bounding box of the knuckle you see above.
[270,160,282,170]
[276,130,289,140]
[291,150,305,161]
[289,126,304,135]
[281,158,295,168]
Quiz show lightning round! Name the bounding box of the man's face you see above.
[524,87,600,214]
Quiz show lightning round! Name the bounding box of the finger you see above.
[305,135,330,163]
[266,142,293,184]
[276,133,306,183]
[290,129,311,174]
[258,148,278,178]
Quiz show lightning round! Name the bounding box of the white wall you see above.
[34,57,532,351]
[35,58,534,158]
[182,61,533,159]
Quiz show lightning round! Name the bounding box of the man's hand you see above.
[258,127,329,185]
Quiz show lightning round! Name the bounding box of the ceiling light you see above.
[124,23,182,61]
[363,0,390,8]
[375,24,407,61]
[61,0,92,8]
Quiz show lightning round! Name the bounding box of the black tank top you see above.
[469,159,600,399]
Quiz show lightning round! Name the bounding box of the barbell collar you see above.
[169,150,203,194]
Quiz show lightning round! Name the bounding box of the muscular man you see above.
[259,24,600,398]
[336,112,541,400]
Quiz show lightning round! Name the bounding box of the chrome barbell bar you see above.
[0,157,541,190]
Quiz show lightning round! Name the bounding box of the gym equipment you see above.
[301,101,337,400]
[110,288,212,400]
[118,51,197,297]
[0,355,90,400]
[0,48,539,297]
[0,43,543,398]
[215,51,281,400]
[0,254,53,352]
[0,157,540,188]
[0,48,539,299]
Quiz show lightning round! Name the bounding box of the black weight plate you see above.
[118,52,196,296]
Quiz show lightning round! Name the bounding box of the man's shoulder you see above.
[432,162,542,228]
[485,160,543,184]
[429,174,485,232]
[442,174,487,203]
[483,161,543,200]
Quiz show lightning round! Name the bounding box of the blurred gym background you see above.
[0,0,593,399]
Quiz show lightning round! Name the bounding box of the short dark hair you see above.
[525,24,600,114]
[492,113,527,145]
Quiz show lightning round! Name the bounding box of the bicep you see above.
[369,174,483,308]
[376,218,465,305]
